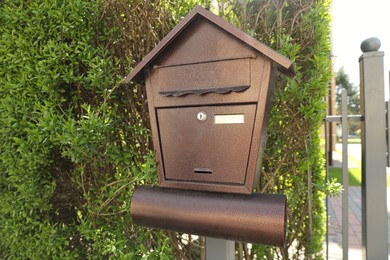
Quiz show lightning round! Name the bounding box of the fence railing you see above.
[325,37,388,260]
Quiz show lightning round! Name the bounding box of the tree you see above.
[336,67,360,113]
[335,67,360,134]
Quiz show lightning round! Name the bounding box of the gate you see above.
[324,38,388,259]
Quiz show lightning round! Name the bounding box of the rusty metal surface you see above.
[131,186,287,247]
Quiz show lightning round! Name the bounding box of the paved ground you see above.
[326,187,390,259]
[325,147,390,259]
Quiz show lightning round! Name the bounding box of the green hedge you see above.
[0,0,153,258]
[0,0,332,258]
[225,1,332,258]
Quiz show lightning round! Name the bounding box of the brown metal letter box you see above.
[125,6,294,194]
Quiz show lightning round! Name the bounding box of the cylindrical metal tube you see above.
[131,186,286,247]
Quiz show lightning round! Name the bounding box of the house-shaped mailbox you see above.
[125,6,294,194]
[128,6,294,246]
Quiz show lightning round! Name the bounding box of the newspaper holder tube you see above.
[131,186,287,247]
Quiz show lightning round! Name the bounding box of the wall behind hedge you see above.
[0,0,331,259]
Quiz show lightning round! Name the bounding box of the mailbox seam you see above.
[155,102,257,110]
[152,56,256,69]
[162,178,247,186]
[154,107,168,183]
[242,58,257,189]
[242,104,257,189]
[243,58,267,191]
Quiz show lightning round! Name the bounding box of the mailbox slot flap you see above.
[157,58,251,97]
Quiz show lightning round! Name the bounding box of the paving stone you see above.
[325,186,390,259]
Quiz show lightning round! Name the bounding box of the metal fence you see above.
[325,38,388,260]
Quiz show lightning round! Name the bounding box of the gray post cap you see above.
[361,37,381,52]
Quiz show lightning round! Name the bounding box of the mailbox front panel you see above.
[157,104,256,185]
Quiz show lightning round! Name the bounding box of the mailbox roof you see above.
[125,5,294,84]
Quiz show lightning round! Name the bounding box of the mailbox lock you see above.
[197,111,207,121]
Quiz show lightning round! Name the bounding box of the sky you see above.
[332,0,390,95]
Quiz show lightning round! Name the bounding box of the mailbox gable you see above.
[153,17,258,67]
[125,6,294,194]
[125,5,294,84]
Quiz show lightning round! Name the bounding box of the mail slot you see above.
[125,6,294,194]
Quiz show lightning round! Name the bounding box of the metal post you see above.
[205,237,234,260]
[326,114,364,259]
[359,37,388,260]
[341,89,349,260]
[325,119,329,260]
[328,87,334,166]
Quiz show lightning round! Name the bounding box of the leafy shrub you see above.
[0,0,155,258]
[224,0,332,258]
[0,0,332,258]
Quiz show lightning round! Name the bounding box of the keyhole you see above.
[197,111,207,121]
